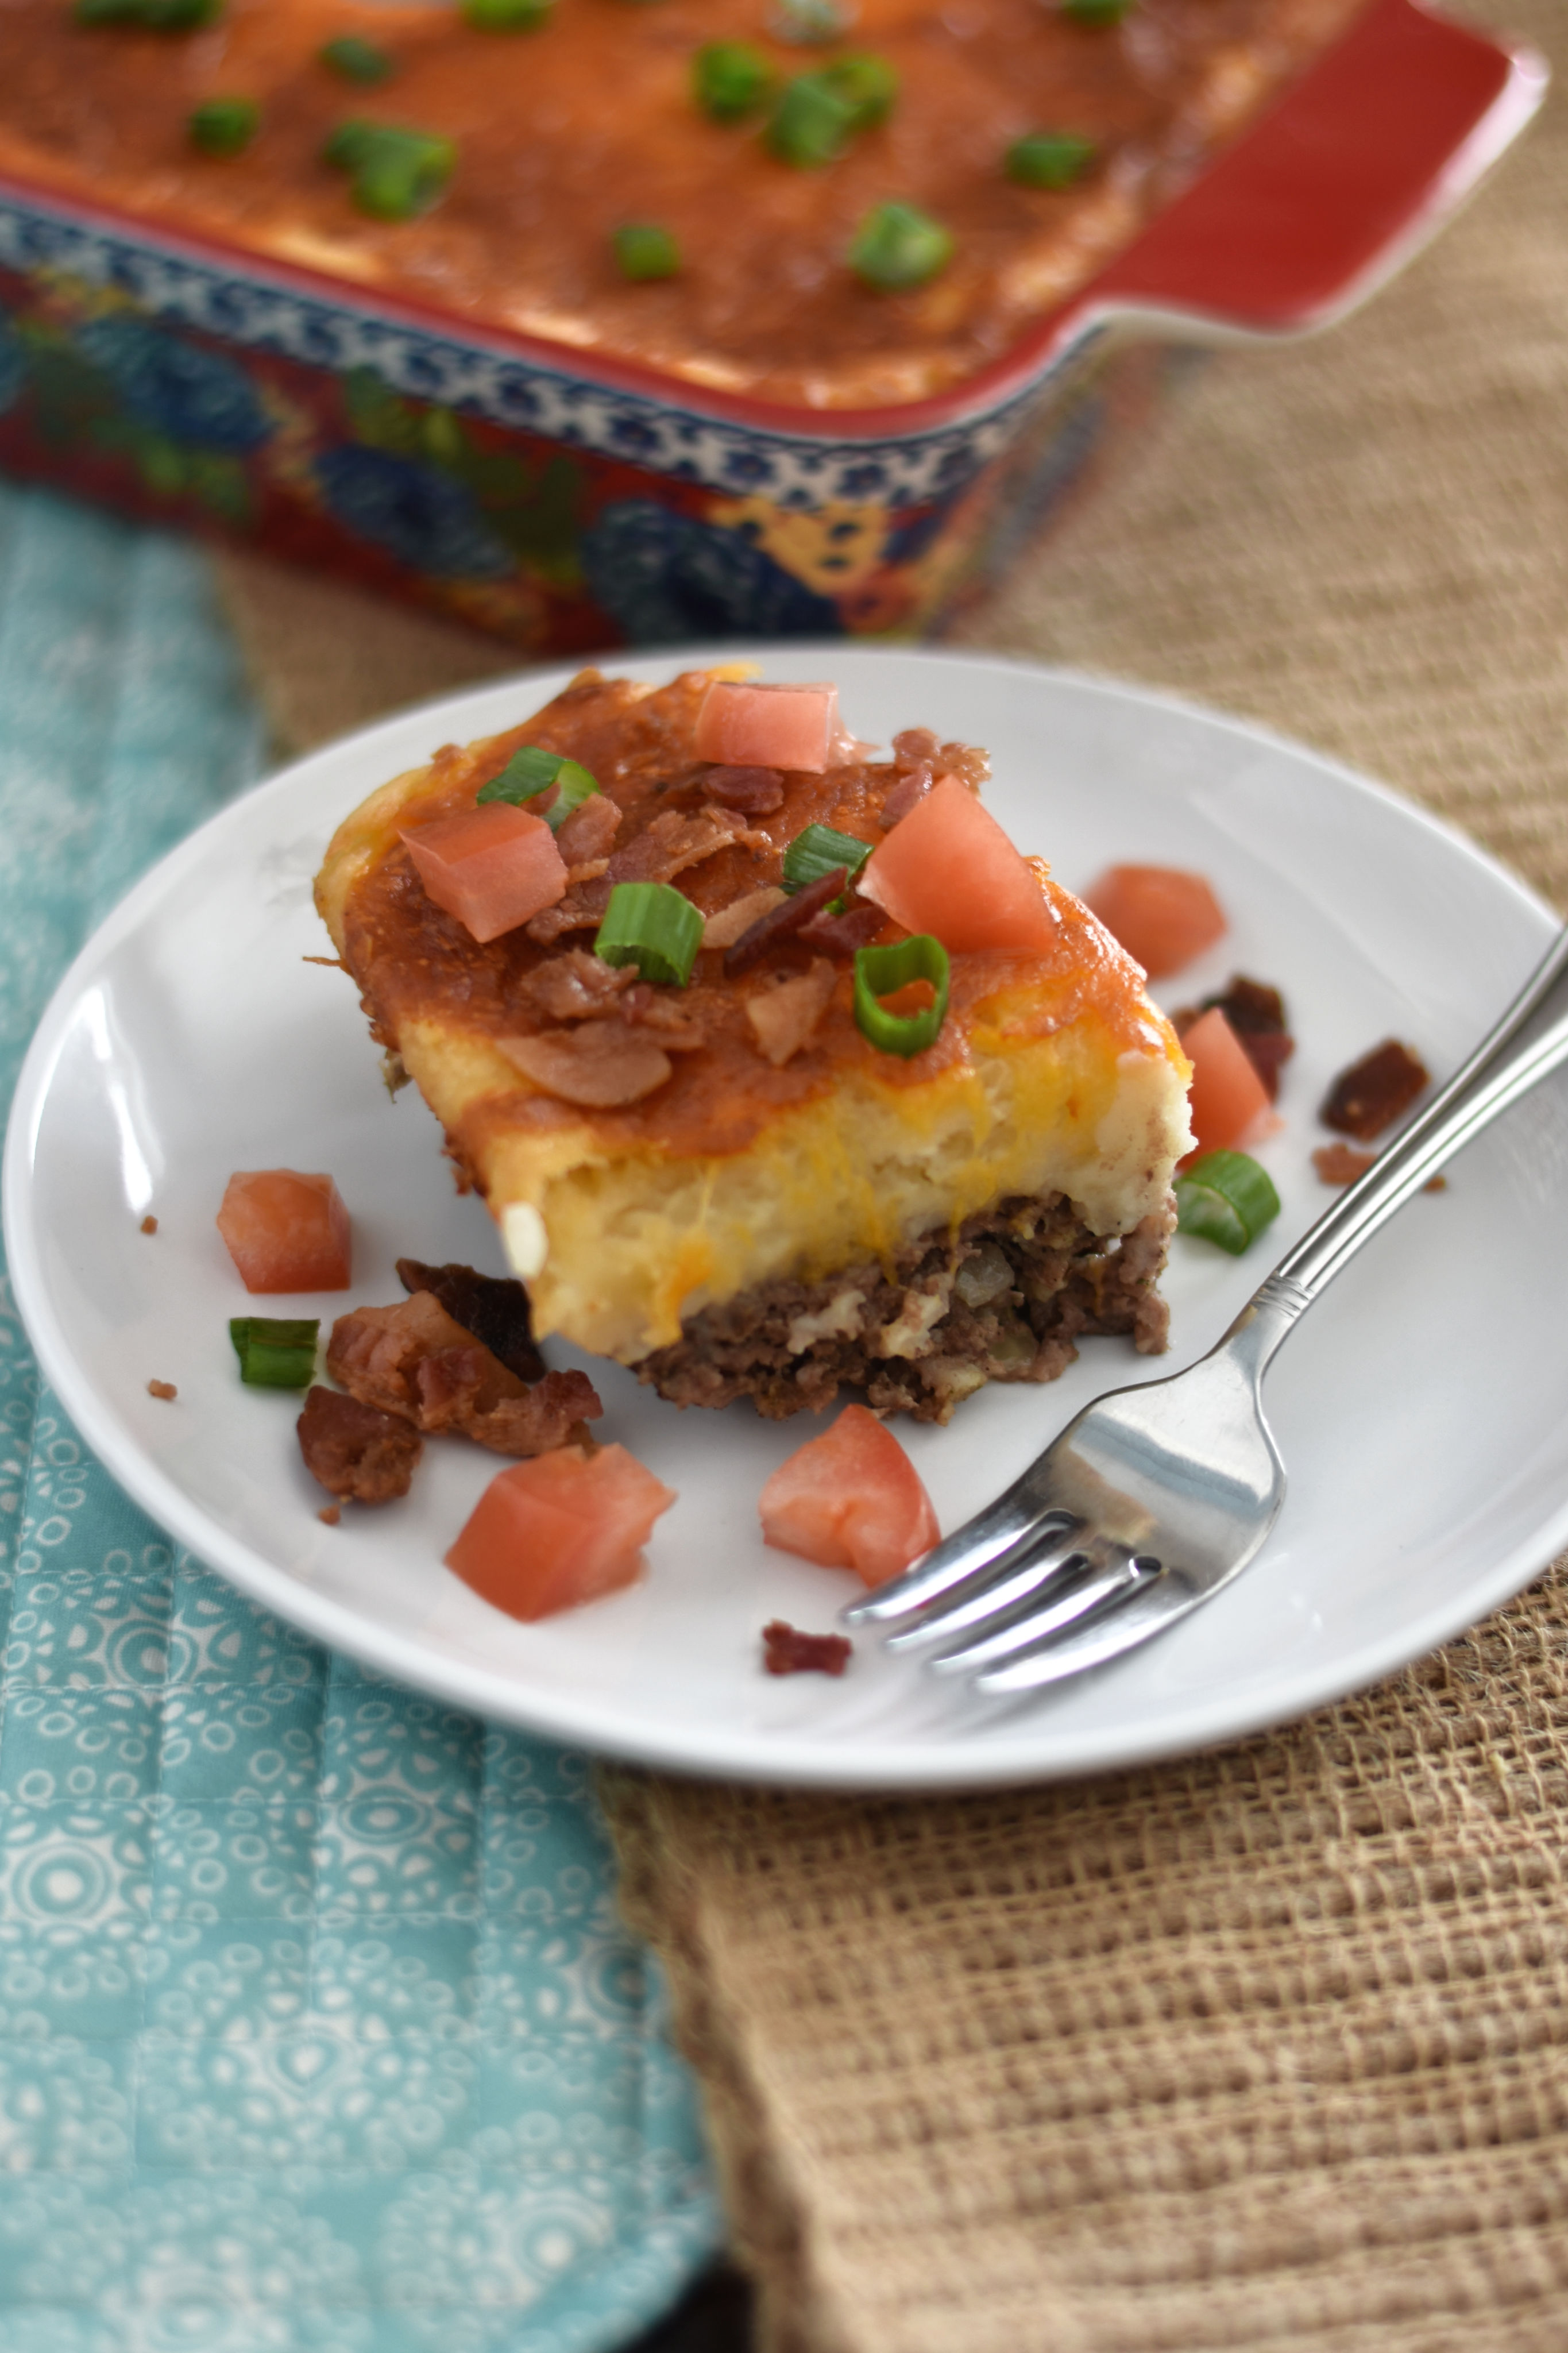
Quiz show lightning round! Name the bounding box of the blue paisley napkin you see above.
[0,484,720,2351]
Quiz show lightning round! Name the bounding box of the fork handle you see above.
[1239,922,1568,1359]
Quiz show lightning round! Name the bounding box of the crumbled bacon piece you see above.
[146,1379,177,1401]
[518,947,635,1024]
[762,1621,852,1676]
[501,1020,673,1106]
[702,886,787,950]
[700,764,786,815]
[891,727,941,767]
[1311,1142,1445,1193]
[724,867,847,977]
[620,986,711,1048]
[1175,975,1295,1103]
[318,1503,341,1526]
[555,793,622,866]
[526,879,613,944]
[1312,1141,1376,1186]
[878,768,933,830]
[1320,1039,1430,1140]
[327,1294,603,1457]
[298,1384,422,1503]
[395,1258,545,1383]
[608,805,751,887]
[799,896,886,956]
[746,962,837,1067]
[140,1215,159,1236]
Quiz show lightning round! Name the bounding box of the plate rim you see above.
[5,642,1562,1792]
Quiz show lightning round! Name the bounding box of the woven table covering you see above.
[214,0,1568,2343]
[0,487,721,2352]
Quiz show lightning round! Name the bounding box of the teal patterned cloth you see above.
[0,484,721,2352]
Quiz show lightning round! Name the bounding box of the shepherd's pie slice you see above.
[315,666,1193,1421]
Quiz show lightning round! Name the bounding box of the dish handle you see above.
[1080,0,1547,339]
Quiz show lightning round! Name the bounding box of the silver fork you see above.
[843,925,1568,1695]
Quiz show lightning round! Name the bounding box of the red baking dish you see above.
[0,0,1544,653]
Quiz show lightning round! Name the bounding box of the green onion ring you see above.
[782,823,872,894]
[230,1317,319,1388]
[853,935,949,1058]
[594,881,704,988]
[478,746,599,826]
[1173,1150,1281,1255]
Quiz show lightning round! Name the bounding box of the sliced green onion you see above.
[462,0,552,26]
[783,823,872,894]
[75,0,220,28]
[821,53,898,130]
[768,73,858,168]
[1173,1150,1281,1255]
[189,97,260,156]
[324,121,455,219]
[230,1316,319,1389]
[594,882,704,988]
[849,201,954,291]
[853,935,949,1058]
[320,33,394,82]
[612,222,681,281]
[1005,129,1096,188]
[694,41,773,121]
[477,744,599,817]
[1061,0,1131,22]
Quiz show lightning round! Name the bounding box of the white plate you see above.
[6,647,1563,1791]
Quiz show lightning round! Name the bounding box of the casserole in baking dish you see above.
[0,0,1543,649]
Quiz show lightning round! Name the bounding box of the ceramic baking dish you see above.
[0,0,1543,653]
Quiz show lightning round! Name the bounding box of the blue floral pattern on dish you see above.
[74,314,274,452]
[0,480,721,2351]
[581,498,843,642]
[314,444,515,579]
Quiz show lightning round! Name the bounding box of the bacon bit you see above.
[327,1294,603,1456]
[620,986,712,1049]
[746,961,838,1067]
[700,764,786,815]
[702,886,787,950]
[298,1383,422,1502]
[1312,1143,1445,1193]
[878,767,933,830]
[762,1621,852,1677]
[500,1020,673,1107]
[1174,976,1295,1101]
[555,794,622,865]
[140,1215,159,1236]
[891,726,941,766]
[146,1379,177,1401]
[798,896,886,957]
[395,1258,544,1383]
[318,1503,341,1526]
[518,947,635,1023]
[608,805,751,888]
[724,867,847,977]
[526,880,613,944]
[1320,1039,1430,1140]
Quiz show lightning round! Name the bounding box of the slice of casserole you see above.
[315,667,1193,1421]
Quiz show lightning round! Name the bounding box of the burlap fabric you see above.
[218,4,1568,2342]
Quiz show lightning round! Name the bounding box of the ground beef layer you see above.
[635,1191,1175,1424]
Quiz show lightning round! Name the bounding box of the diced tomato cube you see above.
[1181,1005,1273,1158]
[759,1404,940,1588]
[694,680,841,773]
[1082,865,1226,979]
[217,1170,352,1293]
[402,803,567,944]
[859,776,1057,958]
[446,1443,677,1621]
